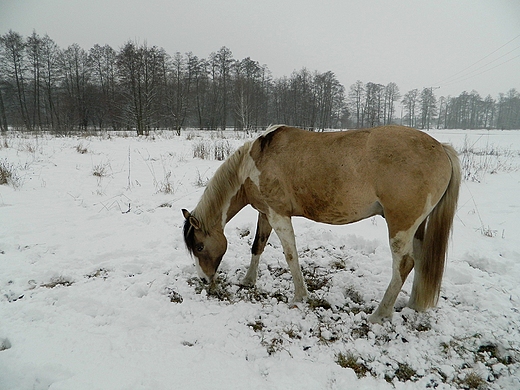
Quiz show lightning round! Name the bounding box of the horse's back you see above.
[248,126,453,226]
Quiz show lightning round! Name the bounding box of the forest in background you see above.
[1,30,519,134]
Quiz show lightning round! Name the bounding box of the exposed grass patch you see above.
[41,276,74,288]
[263,335,285,356]
[248,319,265,332]
[165,287,184,303]
[92,161,110,177]
[156,171,174,194]
[85,268,110,280]
[307,297,332,311]
[75,143,89,154]
[303,266,330,292]
[336,352,371,378]
[0,159,20,187]
[187,275,234,302]
[477,343,515,365]
[394,362,418,382]
[194,169,209,187]
[457,371,486,389]
[345,286,364,305]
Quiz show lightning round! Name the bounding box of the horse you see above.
[182,125,461,323]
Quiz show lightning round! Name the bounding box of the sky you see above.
[1,0,519,98]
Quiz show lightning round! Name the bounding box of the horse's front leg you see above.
[242,212,272,287]
[268,212,309,303]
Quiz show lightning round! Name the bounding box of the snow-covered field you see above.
[0,128,519,389]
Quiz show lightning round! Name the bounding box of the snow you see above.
[0,128,519,389]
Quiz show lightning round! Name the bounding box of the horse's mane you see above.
[183,141,252,253]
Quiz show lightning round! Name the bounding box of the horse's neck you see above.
[224,185,248,224]
[194,146,249,231]
[197,183,248,232]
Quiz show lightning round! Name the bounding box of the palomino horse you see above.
[183,125,461,323]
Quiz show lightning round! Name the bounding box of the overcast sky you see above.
[1,0,519,98]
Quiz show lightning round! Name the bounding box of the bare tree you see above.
[497,89,520,130]
[186,53,209,130]
[348,80,365,128]
[0,83,7,132]
[61,43,92,130]
[208,47,234,130]
[383,82,400,124]
[163,51,193,134]
[26,31,44,130]
[117,41,165,135]
[364,82,384,127]
[420,87,437,129]
[314,71,345,130]
[0,30,31,130]
[402,89,419,127]
[89,44,120,130]
[40,34,61,130]
[233,57,270,131]
[482,95,495,129]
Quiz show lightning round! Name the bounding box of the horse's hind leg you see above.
[242,212,272,286]
[368,229,415,323]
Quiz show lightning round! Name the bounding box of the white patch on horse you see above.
[221,199,231,231]
[194,257,208,282]
[241,142,262,187]
[263,124,285,136]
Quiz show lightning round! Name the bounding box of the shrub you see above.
[75,143,89,154]
[0,159,20,187]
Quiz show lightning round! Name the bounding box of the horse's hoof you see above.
[368,313,382,324]
[289,295,308,308]
[368,312,392,324]
[240,277,256,287]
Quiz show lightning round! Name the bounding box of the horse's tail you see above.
[414,144,461,310]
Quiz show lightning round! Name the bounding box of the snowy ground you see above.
[0,128,519,389]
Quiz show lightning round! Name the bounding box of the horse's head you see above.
[182,209,227,283]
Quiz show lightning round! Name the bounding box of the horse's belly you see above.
[299,198,383,225]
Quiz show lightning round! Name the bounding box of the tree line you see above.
[348,83,520,130]
[0,30,519,134]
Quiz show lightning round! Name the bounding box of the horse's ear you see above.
[182,209,201,230]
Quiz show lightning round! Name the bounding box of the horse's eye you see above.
[196,244,204,252]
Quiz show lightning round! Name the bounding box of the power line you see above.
[435,33,520,86]
[440,52,520,89]
[439,45,520,87]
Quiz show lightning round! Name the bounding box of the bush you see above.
[192,139,235,161]
[0,159,20,187]
[460,137,518,182]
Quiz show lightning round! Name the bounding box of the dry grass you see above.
[459,137,518,182]
[0,159,20,187]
